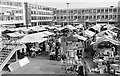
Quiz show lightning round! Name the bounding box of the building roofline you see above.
[28,2,57,9]
[57,6,118,10]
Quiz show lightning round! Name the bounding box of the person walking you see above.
[77,64,85,76]
[83,61,91,76]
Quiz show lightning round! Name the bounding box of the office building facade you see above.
[0,0,23,27]
[25,3,56,27]
[0,0,56,28]
[53,6,118,26]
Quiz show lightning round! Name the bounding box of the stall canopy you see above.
[66,25,77,30]
[29,26,47,31]
[75,24,84,28]
[7,32,25,37]
[47,26,57,30]
[96,30,117,38]
[73,34,87,41]
[55,25,62,27]
[42,31,55,36]
[17,35,47,43]
[29,32,48,38]
[17,35,37,43]
[84,29,96,37]
[91,36,120,45]
[91,24,102,32]
[57,25,77,31]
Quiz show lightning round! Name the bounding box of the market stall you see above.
[91,37,120,75]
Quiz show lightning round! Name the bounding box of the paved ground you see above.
[5,55,65,74]
[1,55,117,76]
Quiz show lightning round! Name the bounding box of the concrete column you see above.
[24,48,26,55]
[15,51,18,61]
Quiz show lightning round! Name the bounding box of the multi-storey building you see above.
[53,6,118,26]
[0,0,56,28]
[24,3,56,27]
[0,0,23,27]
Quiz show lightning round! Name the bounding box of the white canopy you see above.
[75,24,84,28]
[17,34,47,43]
[7,32,25,37]
[96,30,117,38]
[90,36,120,45]
[91,24,101,32]
[29,26,46,31]
[29,32,48,38]
[66,25,77,30]
[55,25,62,27]
[56,25,77,31]
[56,27,65,31]
[42,31,55,36]
[47,26,57,29]
[17,35,37,43]
[84,30,95,37]
[73,34,87,41]
[41,25,49,28]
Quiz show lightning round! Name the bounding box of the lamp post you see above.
[66,2,70,25]
[36,0,38,26]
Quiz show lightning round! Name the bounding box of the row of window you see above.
[55,8,118,15]
[0,16,23,21]
[29,4,56,11]
[31,11,52,15]
[31,16,53,20]
[0,1,22,7]
[12,10,23,14]
[5,10,23,14]
[54,15,117,20]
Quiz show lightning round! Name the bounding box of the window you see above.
[81,10,84,13]
[89,9,92,13]
[105,9,108,13]
[113,8,117,13]
[31,11,33,14]
[109,9,112,12]
[97,9,100,13]
[89,16,92,19]
[101,9,104,13]
[74,10,77,14]
[105,15,108,19]
[74,16,77,19]
[78,10,81,14]
[101,15,104,19]
[109,15,112,19]
[85,9,89,13]
[112,15,117,19]
[85,16,88,20]
[78,16,81,19]
[64,16,66,19]
[93,9,96,13]
[97,15,100,20]
[61,16,63,19]
[93,15,96,19]
[54,16,56,20]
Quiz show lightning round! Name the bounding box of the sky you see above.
[11,0,120,9]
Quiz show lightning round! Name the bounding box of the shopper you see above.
[77,64,85,76]
[106,61,110,73]
[83,61,91,76]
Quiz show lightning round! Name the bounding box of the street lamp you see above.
[36,0,38,26]
[66,2,70,25]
